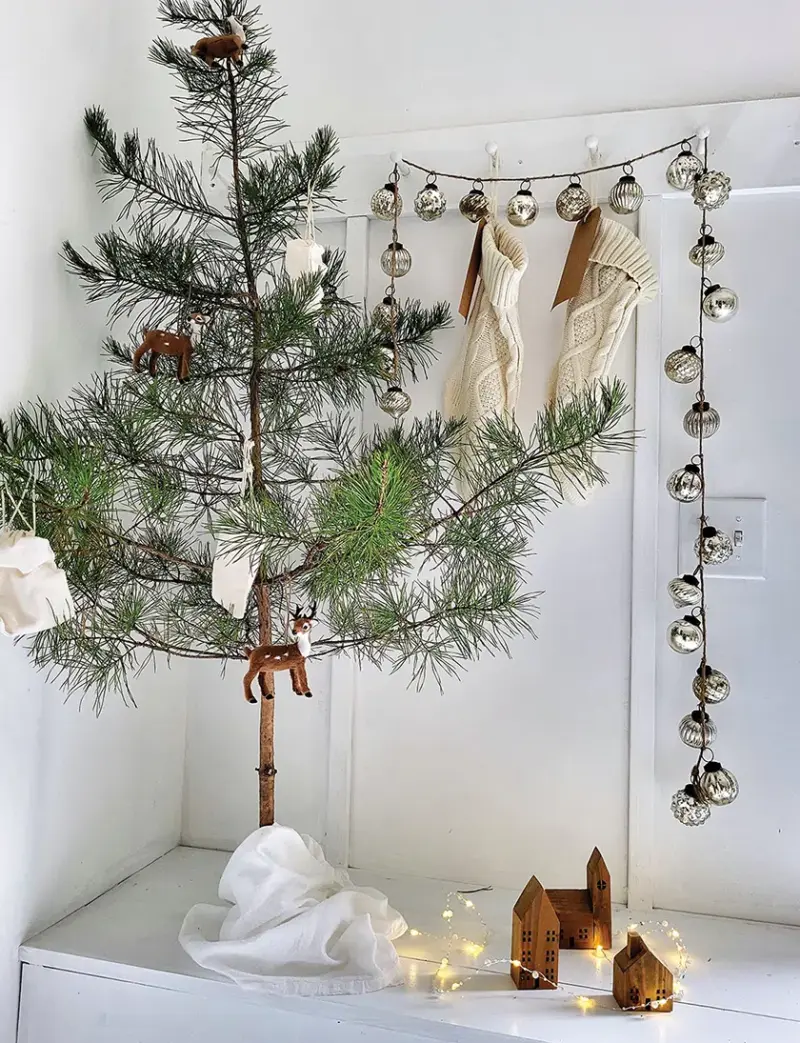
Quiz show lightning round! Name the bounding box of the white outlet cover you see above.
[678,497,767,579]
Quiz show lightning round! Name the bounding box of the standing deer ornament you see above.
[243,604,317,703]
[133,311,211,381]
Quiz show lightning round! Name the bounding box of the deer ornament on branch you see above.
[192,15,247,68]
[133,311,211,381]
[243,603,317,703]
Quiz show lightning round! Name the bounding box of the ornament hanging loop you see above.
[622,162,634,176]
[425,172,438,187]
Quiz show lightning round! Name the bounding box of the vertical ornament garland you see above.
[665,136,739,826]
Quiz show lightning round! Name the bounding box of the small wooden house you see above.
[613,931,674,1012]
[546,847,612,950]
[511,874,559,989]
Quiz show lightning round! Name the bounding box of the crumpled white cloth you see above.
[179,825,407,996]
[0,529,75,636]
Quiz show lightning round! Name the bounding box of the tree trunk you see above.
[257,584,276,826]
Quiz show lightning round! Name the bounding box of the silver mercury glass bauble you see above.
[679,709,717,749]
[379,385,411,419]
[370,183,403,221]
[683,401,720,439]
[703,284,739,323]
[372,295,396,329]
[693,664,730,704]
[689,233,725,269]
[664,345,701,384]
[506,187,539,227]
[608,172,644,215]
[667,614,703,654]
[671,784,712,826]
[693,170,731,211]
[695,526,733,565]
[414,179,447,221]
[698,761,739,806]
[668,574,702,609]
[555,179,591,222]
[380,242,412,278]
[666,463,702,502]
[665,147,703,191]
[459,186,491,223]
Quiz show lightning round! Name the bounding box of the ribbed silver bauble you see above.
[555,179,591,222]
[608,173,644,215]
[665,147,703,191]
[666,463,702,502]
[698,761,739,806]
[693,170,731,210]
[668,574,702,609]
[693,664,730,704]
[414,180,447,221]
[370,183,403,221]
[380,242,412,278]
[683,401,720,439]
[372,295,396,329]
[689,233,725,269]
[459,187,491,223]
[667,614,703,654]
[695,526,733,565]
[506,188,539,227]
[664,345,701,384]
[703,284,739,322]
[671,784,712,826]
[379,385,411,419]
[679,709,717,749]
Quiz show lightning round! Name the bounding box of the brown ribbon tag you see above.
[459,219,486,321]
[551,207,601,309]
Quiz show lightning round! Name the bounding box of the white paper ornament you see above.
[284,238,326,311]
[212,537,259,619]
[0,530,75,636]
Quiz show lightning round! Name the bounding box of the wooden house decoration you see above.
[613,930,674,1012]
[546,847,612,951]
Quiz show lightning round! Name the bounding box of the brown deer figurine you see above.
[192,16,246,67]
[243,604,317,703]
[133,312,210,381]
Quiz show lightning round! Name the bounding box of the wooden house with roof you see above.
[546,847,612,951]
[613,930,674,1012]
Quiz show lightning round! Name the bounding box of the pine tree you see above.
[0,1,632,826]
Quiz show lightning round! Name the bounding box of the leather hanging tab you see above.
[552,207,601,309]
[459,219,486,321]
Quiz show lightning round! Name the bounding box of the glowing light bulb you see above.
[577,996,594,1011]
[595,945,604,956]
[442,910,454,920]
[511,959,521,968]
[450,982,461,991]
[440,958,449,967]
[464,899,474,908]
[409,929,420,937]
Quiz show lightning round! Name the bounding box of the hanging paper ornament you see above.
[695,525,733,565]
[379,385,411,418]
[688,233,725,269]
[683,401,720,439]
[285,184,327,312]
[702,284,738,322]
[679,709,717,749]
[664,345,701,384]
[506,183,539,227]
[671,784,712,826]
[698,761,739,805]
[372,295,397,329]
[692,170,731,210]
[459,182,491,223]
[666,463,702,502]
[665,145,703,191]
[414,176,447,221]
[608,165,644,215]
[370,182,403,221]
[692,664,730,704]
[211,539,259,618]
[667,614,703,654]
[0,529,75,637]
[380,242,412,278]
[555,177,591,222]
[667,574,701,609]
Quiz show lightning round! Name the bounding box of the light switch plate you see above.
[678,497,767,579]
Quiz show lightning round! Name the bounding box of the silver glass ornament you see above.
[372,295,396,329]
[671,784,711,826]
[379,385,411,419]
[693,664,730,704]
[370,183,402,221]
[668,574,701,609]
[695,526,733,565]
[698,761,739,806]
[667,614,703,654]
[506,187,539,227]
[380,242,412,278]
[693,170,731,211]
[683,401,720,439]
[664,345,701,384]
[679,709,717,749]
[665,147,703,191]
[666,463,702,502]
[703,284,738,322]
[608,172,644,215]
[555,178,591,222]
[414,179,447,221]
[689,233,725,269]
[459,185,491,223]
